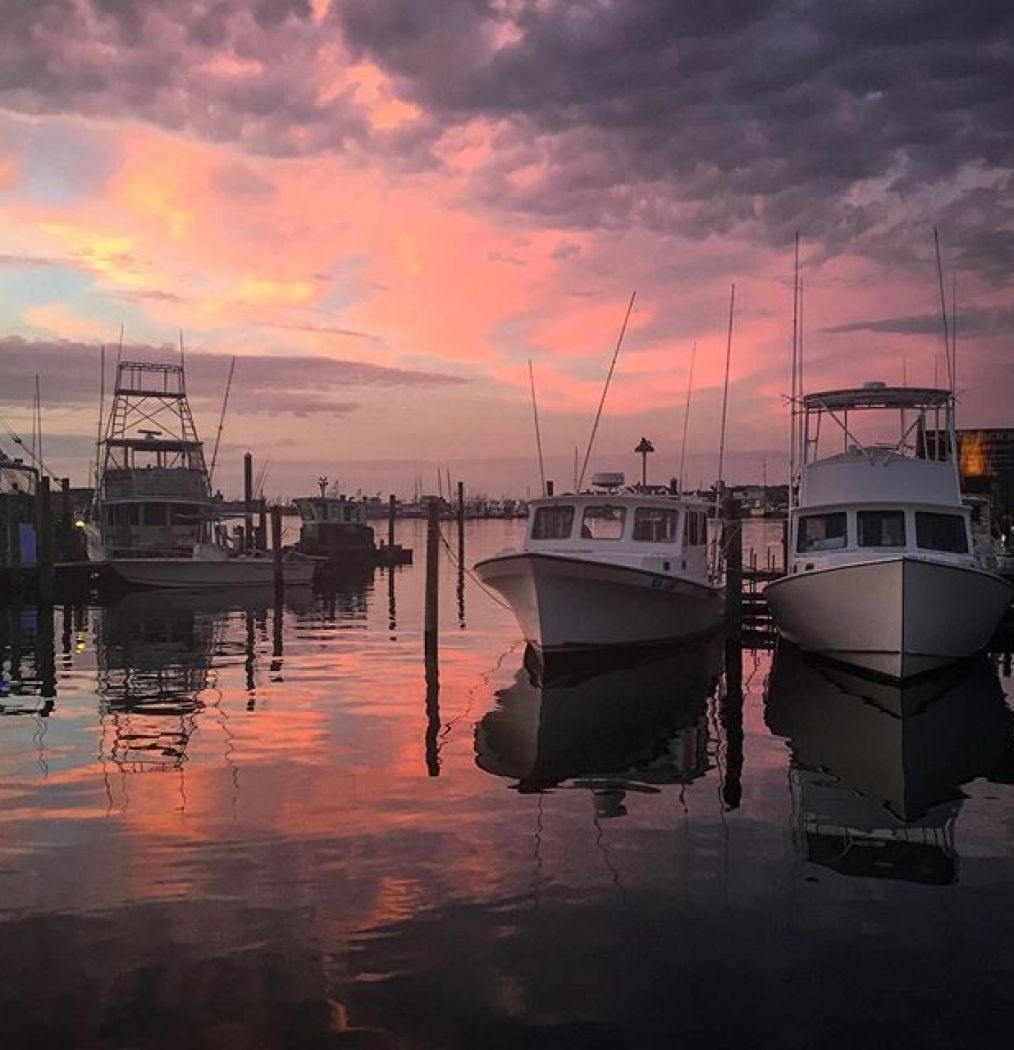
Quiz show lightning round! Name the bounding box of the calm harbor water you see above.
[2,518,1014,1049]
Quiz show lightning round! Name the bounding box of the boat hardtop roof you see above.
[803,384,952,412]
[105,436,204,453]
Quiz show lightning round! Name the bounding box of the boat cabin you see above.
[789,503,972,576]
[293,494,375,555]
[525,493,713,577]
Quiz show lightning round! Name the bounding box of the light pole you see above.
[635,437,654,488]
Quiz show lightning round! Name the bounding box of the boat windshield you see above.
[580,504,626,540]
[916,512,968,553]
[632,507,680,543]
[531,505,575,540]
[857,510,906,547]
[797,512,847,552]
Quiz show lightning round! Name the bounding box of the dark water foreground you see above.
[2,519,1014,1049]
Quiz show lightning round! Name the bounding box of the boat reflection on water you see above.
[95,585,319,769]
[96,590,224,771]
[475,635,723,815]
[765,642,1014,884]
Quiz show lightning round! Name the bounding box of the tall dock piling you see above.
[424,496,441,775]
[388,494,397,549]
[425,497,440,659]
[36,477,54,603]
[456,481,466,629]
[271,504,283,596]
[723,496,743,640]
[244,452,254,552]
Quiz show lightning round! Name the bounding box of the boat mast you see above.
[678,340,697,496]
[715,283,735,502]
[933,228,954,393]
[92,344,106,497]
[577,289,636,491]
[527,359,547,497]
[209,355,237,485]
[711,284,735,581]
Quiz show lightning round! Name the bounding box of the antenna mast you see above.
[528,359,546,497]
[933,228,954,392]
[209,356,237,484]
[715,283,736,497]
[789,233,800,495]
[577,290,636,491]
[678,340,697,495]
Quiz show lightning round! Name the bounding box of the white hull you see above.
[765,556,1012,679]
[108,555,317,589]
[474,552,724,653]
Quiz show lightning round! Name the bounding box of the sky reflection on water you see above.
[2,519,1014,1049]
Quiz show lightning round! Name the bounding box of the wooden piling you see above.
[456,480,466,629]
[60,478,73,560]
[37,477,54,603]
[723,496,742,639]
[271,503,283,595]
[37,603,56,699]
[388,494,396,549]
[721,635,744,810]
[425,497,440,658]
[258,498,267,551]
[244,452,254,552]
[424,496,441,775]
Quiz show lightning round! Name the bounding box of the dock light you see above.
[635,437,654,488]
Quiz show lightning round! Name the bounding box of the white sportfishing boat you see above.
[765,383,1012,679]
[91,359,316,589]
[474,473,725,659]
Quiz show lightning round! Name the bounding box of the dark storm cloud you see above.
[0,336,468,415]
[823,303,1014,339]
[0,0,371,155]
[337,0,1014,277]
[2,1,1011,280]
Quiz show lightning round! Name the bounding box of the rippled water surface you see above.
[2,519,1014,1049]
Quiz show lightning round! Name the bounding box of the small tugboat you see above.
[293,478,412,575]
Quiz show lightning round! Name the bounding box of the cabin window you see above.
[857,510,906,547]
[581,504,626,540]
[916,512,968,553]
[686,511,708,546]
[797,512,847,552]
[531,505,575,540]
[633,508,680,543]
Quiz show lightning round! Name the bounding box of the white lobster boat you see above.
[765,383,1012,679]
[474,474,724,658]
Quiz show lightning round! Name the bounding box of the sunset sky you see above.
[1,0,1011,499]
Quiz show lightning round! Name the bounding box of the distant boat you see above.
[91,359,316,589]
[474,473,725,661]
[292,478,411,572]
[765,383,1012,679]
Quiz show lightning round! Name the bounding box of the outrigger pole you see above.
[527,358,546,497]
[678,340,697,496]
[577,289,636,492]
[209,355,237,484]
